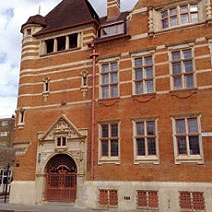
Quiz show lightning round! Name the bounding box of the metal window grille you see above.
[99,189,118,208]
[137,190,158,209]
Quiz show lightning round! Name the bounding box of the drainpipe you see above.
[90,42,99,180]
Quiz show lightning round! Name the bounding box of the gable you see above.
[40,115,84,141]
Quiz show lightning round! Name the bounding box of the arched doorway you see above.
[45,154,77,202]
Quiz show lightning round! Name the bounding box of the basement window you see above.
[57,36,66,51]
[99,189,118,208]
[46,39,54,54]
[69,33,78,49]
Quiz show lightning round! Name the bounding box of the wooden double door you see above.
[46,154,77,202]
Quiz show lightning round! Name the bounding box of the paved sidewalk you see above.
[0,202,102,212]
[0,202,99,212]
[0,202,135,212]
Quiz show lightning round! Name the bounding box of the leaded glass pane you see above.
[173,63,181,74]
[111,62,118,71]
[111,124,118,137]
[136,82,143,94]
[189,136,200,155]
[111,85,118,97]
[172,51,180,61]
[177,137,187,154]
[185,74,194,88]
[135,58,142,67]
[102,124,108,137]
[162,19,168,29]
[183,49,192,59]
[102,74,109,85]
[190,5,198,12]
[102,141,108,156]
[135,69,143,80]
[162,11,168,18]
[111,140,118,156]
[102,64,109,73]
[145,67,153,78]
[174,76,182,89]
[188,118,198,133]
[176,119,185,134]
[111,73,118,83]
[191,13,198,22]
[181,14,189,24]
[148,138,156,155]
[102,86,109,98]
[137,138,145,156]
[147,121,155,135]
[170,16,177,26]
[184,61,193,73]
[145,56,152,65]
[137,122,144,136]
[146,80,153,93]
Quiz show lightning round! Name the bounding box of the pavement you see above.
[0,202,134,212]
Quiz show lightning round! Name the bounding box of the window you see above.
[1,121,8,126]
[99,189,118,208]
[100,62,118,99]
[162,4,198,29]
[57,36,66,51]
[171,49,195,90]
[43,77,50,93]
[69,33,78,49]
[172,115,203,164]
[99,122,120,163]
[133,56,154,95]
[18,108,25,126]
[46,39,54,54]
[27,28,32,35]
[0,132,8,137]
[133,119,159,164]
[99,22,125,38]
[137,190,158,209]
[44,33,79,54]
[179,192,205,211]
[56,137,67,147]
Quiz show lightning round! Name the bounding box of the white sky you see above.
[0,0,138,118]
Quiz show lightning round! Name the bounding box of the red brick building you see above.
[10,0,212,211]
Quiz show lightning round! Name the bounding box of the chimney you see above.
[107,0,120,20]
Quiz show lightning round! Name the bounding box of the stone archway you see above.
[45,154,77,202]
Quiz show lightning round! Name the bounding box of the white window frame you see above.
[98,121,120,164]
[55,135,67,149]
[131,50,155,96]
[132,117,159,164]
[149,0,207,33]
[1,121,8,126]
[161,3,199,29]
[40,31,82,56]
[98,57,120,99]
[171,114,204,164]
[0,132,8,137]
[168,42,197,91]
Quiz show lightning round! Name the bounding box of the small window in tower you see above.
[57,36,66,51]
[27,29,32,35]
[20,110,25,123]
[69,33,78,49]
[43,77,50,93]
[46,39,54,54]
